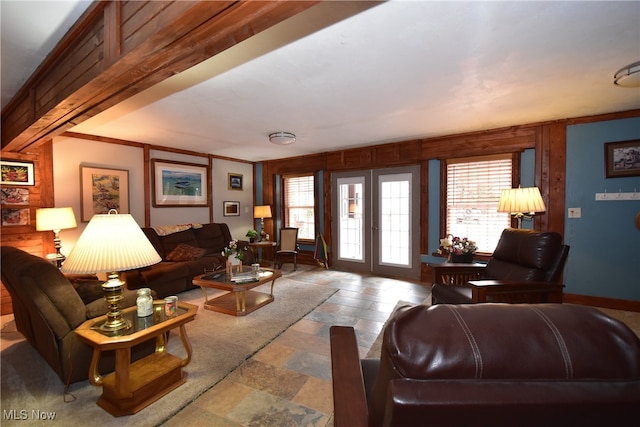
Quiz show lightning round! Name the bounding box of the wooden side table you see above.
[75,301,197,416]
[249,241,276,267]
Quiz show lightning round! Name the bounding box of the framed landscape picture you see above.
[228,173,243,191]
[223,201,240,216]
[0,160,34,186]
[80,166,130,222]
[152,159,208,207]
[605,139,640,178]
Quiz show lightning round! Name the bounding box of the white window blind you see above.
[283,175,315,240]
[446,155,512,253]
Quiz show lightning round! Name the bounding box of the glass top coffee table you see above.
[192,267,282,316]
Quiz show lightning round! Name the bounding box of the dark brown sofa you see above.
[330,303,640,427]
[0,246,153,384]
[122,223,253,298]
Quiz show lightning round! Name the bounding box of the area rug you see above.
[1,277,336,426]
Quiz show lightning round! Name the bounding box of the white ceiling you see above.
[2,1,640,161]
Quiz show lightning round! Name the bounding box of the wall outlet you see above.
[568,207,581,218]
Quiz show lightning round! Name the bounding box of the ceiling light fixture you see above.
[269,132,296,145]
[613,60,640,87]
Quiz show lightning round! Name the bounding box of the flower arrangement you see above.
[245,229,258,239]
[438,235,478,256]
[222,240,245,261]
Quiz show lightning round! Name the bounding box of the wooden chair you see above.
[274,227,299,270]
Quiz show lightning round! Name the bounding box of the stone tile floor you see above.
[162,267,430,426]
[3,265,637,426]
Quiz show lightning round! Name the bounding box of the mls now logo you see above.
[3,409,56,420]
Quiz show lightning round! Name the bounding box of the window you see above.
[283,174,315,240]
[445,154,514,253]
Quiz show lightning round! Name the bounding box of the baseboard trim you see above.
[563,293,640,312]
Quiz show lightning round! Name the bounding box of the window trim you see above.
[439,152,520,256]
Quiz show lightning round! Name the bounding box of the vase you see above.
[450,252,474,263]
[226,254,242,276]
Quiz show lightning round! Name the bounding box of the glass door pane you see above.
[337,177,364,262]
[379,173,411,267]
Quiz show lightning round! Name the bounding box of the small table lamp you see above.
[497,186,546,228]
[61,211,161,332]
[36,207,78,268]
[254,205,272,240]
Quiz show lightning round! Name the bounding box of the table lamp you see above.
[497,186,546,228]
[36,207,78,268]
[61,210,161,332]
[253,205,272,240]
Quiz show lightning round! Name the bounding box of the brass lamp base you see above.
[100,272,131,332]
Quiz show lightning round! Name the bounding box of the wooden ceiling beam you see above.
[1,0,319,153]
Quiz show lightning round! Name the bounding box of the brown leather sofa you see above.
[122,223,253,298]
[0,246,153,384]
[431,228,569,304]
[330,303,640,427]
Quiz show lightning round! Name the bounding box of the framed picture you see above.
[152,159,208,207]
[1,208,30,226]
[0,160,35,186]
[223,201,240,216]
[80,166,130,222]
[1,187,30,205]
[228,173,243,191]
[605,139,640,178]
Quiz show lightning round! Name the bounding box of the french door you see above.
[331,165,420,279]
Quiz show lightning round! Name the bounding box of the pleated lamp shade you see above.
[497,187,546,215]
[61,212,161,274]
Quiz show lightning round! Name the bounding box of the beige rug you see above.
[1,277,336,426]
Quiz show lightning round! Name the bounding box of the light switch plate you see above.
[568,207,581,218]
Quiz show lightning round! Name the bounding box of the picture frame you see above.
[80,166,130,222]
[228,173,243,191]
[1,187,30,205]
[604,139,640,178]
[0,160,35,186]
[1,208,30,226]
[152,159,208,207]
[223,201,240,216]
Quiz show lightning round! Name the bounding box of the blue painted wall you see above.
[565,117,640,301]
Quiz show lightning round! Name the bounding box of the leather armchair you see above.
[330,303,640,427]
[0,246,153,384]
[431,228,569,304]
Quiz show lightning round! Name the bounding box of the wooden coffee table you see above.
[75,301,197,416]
[193,267,282,316]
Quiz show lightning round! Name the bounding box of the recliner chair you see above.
[330,303,640,427]
[431,228,569,304]
[0,246,153,385]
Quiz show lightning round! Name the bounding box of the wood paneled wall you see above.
[259,122,568,270]
[1,142,56,313]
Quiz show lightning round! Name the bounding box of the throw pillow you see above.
[166,243,207,261]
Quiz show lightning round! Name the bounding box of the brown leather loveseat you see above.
[330,303,640,427]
